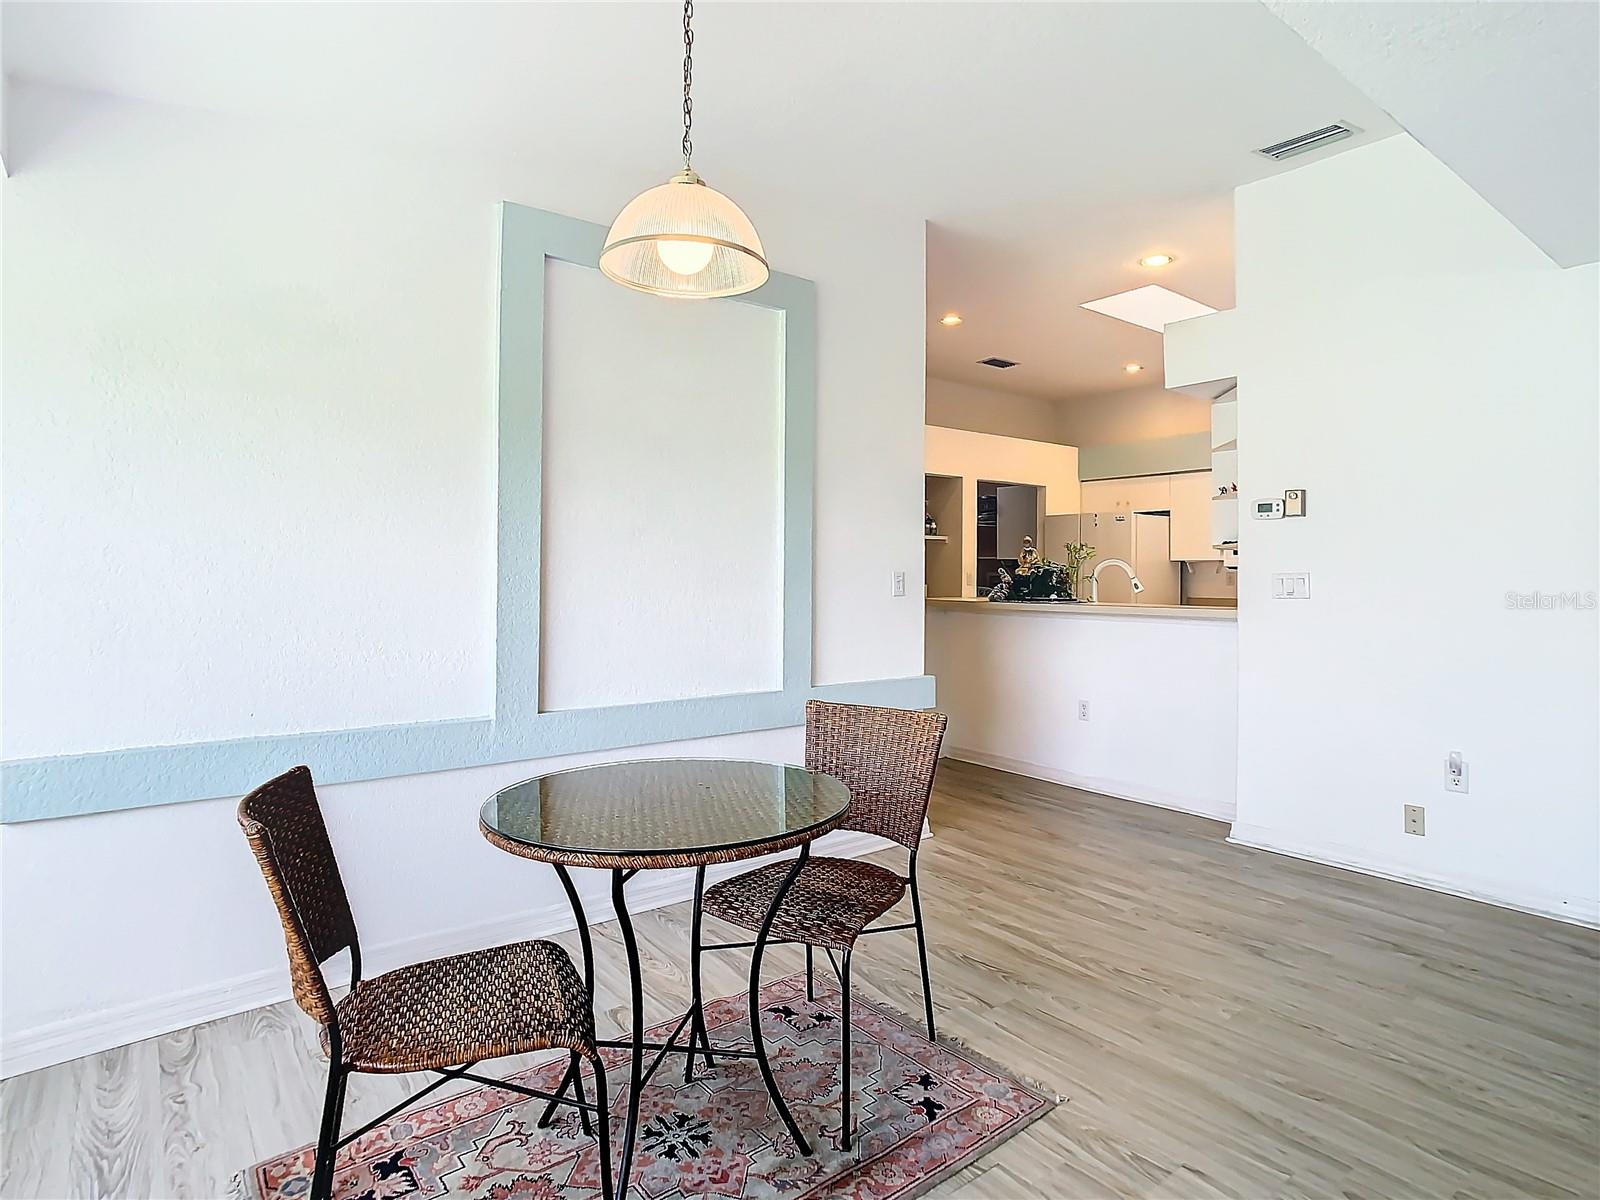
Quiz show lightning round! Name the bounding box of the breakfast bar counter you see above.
[927,598,1236,620]
[926,596,1239,821]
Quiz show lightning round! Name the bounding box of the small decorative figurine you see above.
[988,536,1077,602]
[925,509,938,536]
[987,565,1013,601]
[1015,536,1041,573]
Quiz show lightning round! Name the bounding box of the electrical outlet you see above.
[1445,751,1469,793]
[891,571,906,598]
[1405,804,1426,836]
[1078,700,1090,721]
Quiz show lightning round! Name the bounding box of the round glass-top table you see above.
[480,759,852,1200]
[480,758,851,868]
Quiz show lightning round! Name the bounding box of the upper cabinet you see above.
[1169,471,1220,561]
[1079,474,1171,514]
[1079,471,1218,561]
[1122,474,1172,514]
[1076,478,1118,514]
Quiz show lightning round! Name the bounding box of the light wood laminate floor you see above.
[4,760,1597,1199]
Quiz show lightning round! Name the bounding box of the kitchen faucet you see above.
[1089,558,1145,603]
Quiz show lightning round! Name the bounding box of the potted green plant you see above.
[1060,541,1095,600]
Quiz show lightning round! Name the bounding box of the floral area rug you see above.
[236,971,1054,1200]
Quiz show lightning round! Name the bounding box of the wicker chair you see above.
[238,766,612,1200]
[693,700,948,1151]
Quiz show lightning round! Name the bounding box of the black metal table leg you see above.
[612,868,647,1200]
[554,864,596,1006]
[749,844,814,1156]
[686,865,714,1083]
[541,864,597,1135]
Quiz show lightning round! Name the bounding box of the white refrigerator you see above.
[1042,512,1181,605]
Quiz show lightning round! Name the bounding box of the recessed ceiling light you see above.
[1080,285,1218,333]
[939,313,963,327]
[1138,254,1175,269]
[1124,363,1144,373]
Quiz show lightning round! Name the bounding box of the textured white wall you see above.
[540,261,782,710]
[1055,384,1212,447]
[925,375,1213,453]
[1226,136,1599,924]
[928,608,1239,821]
[924,376,1067,444]
[0,82,927,1068]
[3,92,500,756]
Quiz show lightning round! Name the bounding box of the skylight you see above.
[1079,285,1218,332]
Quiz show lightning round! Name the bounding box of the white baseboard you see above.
[1227,823,1600,930]
[0,831,891,1080]
[943,747,1235,823]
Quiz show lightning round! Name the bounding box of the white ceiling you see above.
[4,1,1399,401]
[1268,1,1599,270]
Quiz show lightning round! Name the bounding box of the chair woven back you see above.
[237,766,358,1028]
[804,700,947,851]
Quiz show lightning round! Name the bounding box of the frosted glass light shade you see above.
[600,170,769,299]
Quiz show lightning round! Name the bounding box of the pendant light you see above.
[600,0,769,299]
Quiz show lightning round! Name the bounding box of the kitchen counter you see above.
[927,597,1236,621]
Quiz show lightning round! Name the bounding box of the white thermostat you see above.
[1252,497,1285,520]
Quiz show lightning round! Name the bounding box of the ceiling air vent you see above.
[1254,123,1357,161]
[978,357,1019,369]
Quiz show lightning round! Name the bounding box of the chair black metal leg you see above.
[310,1063,348,1200]
[749,845,814,1156]
[840,949,853,1152]
[806,944,815,1001]
[571,1051,593,1137]
[590,1053,615,1200]
[909,868,937,1040]
[539,1054,580,1129]
[612,868,646,1200]
[686,865,713,1083]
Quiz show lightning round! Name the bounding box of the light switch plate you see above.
[891,571,907,598]
[1271,572,1311,598]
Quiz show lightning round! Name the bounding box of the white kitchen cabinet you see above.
[1082,471,1214,560]
[1123,474,1172,513]
[1078,474,1171,513]
[1168,471,1219,560]
[1076,478,1123,513]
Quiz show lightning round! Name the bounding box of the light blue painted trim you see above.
[2,202,892,825]
[812,675,937,710]
[0,680,935,820]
